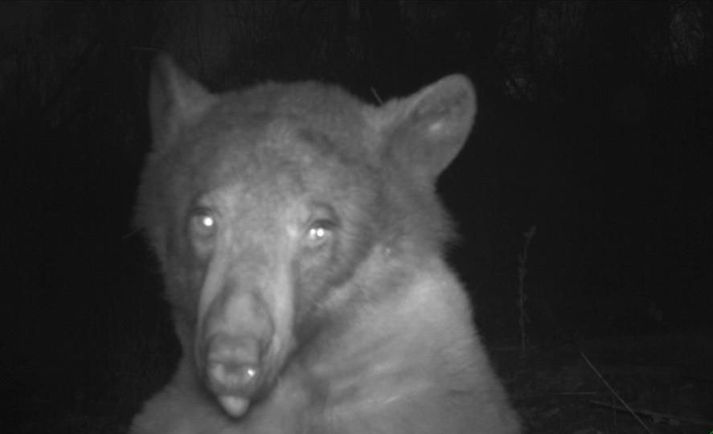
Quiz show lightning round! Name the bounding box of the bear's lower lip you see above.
[218,395,250,418]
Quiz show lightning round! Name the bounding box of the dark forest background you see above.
[2,2,712,433]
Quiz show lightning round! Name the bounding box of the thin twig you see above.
[590,400,713,427]
[579,350,652,432]
[517,225,536,353]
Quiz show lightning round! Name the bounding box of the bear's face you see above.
[137,55,476,419]
[160,118,382,415]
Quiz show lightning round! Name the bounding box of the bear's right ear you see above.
[149,54,217,150]
[376,75,476,183]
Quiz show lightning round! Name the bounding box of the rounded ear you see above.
[378,75,476,181]
[149,54,217,150]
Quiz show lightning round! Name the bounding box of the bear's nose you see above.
[208,357,258,390]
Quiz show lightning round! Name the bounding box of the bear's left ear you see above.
[149,54,217,150]
[378,75,476,181]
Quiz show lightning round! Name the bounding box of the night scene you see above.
[2,2,712,433]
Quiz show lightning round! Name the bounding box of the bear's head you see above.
[136,55,476,418]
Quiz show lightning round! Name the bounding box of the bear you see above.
[130,54,521,434]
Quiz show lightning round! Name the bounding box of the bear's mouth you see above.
[202,333,268,417]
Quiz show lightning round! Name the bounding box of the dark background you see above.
[2,2,712,433]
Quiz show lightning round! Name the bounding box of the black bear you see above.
[130,55,520,434]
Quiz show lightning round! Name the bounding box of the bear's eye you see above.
[306,219,334,246]
[188,207,218,240]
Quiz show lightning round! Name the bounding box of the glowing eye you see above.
[189,207,217,238]
[308,226,327,240]
[199,214,215,229]
[306,219,334,244]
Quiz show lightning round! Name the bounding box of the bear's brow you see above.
[296,128,336,156]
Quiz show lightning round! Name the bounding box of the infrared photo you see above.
[3,2,712,434]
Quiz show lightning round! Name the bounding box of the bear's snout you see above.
[198,287,278,417]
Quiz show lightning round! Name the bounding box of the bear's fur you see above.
[130,55,520,434]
